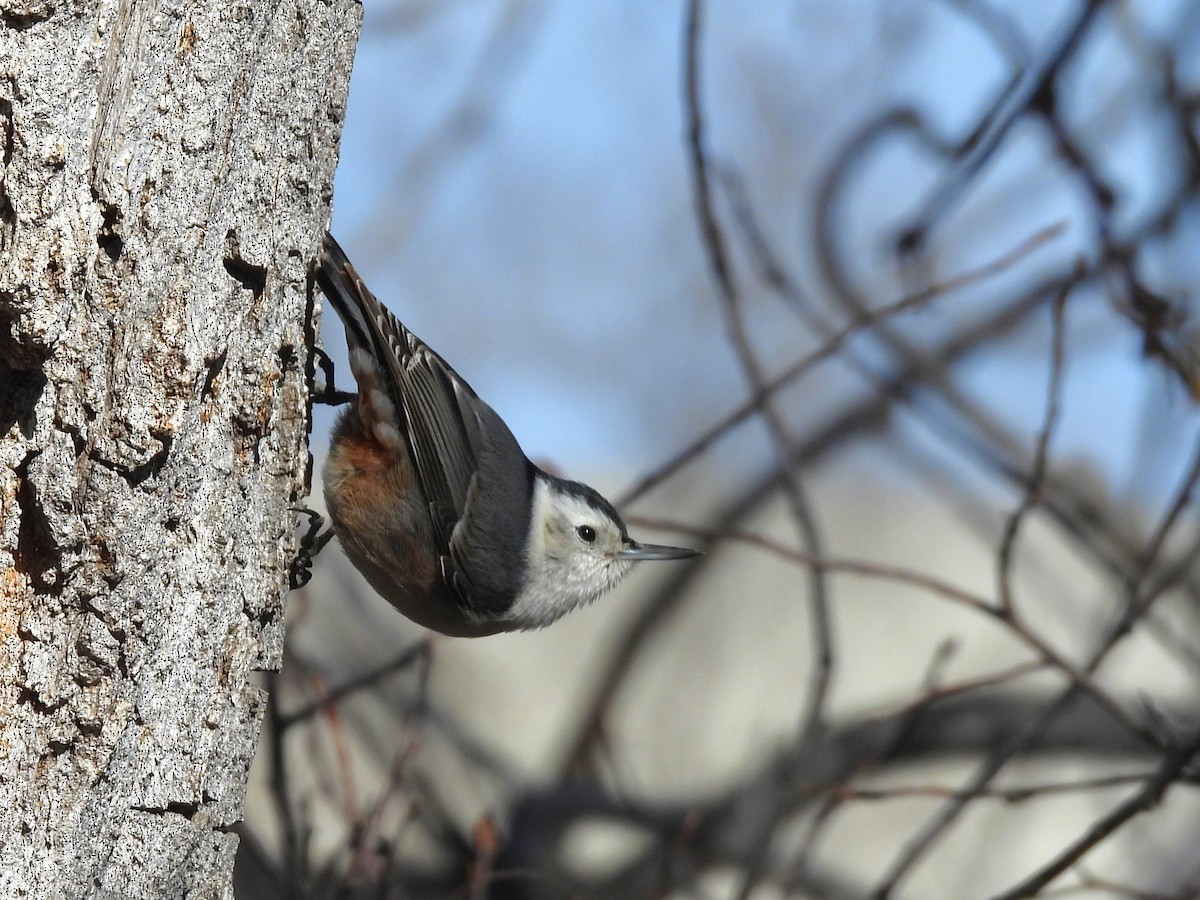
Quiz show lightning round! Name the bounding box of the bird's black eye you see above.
[576,525,597,543]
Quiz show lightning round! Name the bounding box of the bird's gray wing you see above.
[445,400,534,609]
[319,234,530,610]
[318,235,474,543]
[388,344,538,611]
[395,341,486,542]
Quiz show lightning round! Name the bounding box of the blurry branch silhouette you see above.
[885,0,1106,261]
[567,261,1072,779]
[616,221,1067,509]
[990,726,1200,900]
[279,640,430,728]
[241,1,1200,897]
[629,517,1160,748]
[500,694,1185,900]
[264,669,309,896]
[805,2,1200,893]
[996,281,1069,615]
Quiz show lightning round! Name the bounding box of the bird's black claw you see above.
[290,507,334,590]
[310,346,355,407]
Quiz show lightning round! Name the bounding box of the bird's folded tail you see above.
[317,232,379,355]
[317,233,410,453]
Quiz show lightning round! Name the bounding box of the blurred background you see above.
[240,1,1200,897]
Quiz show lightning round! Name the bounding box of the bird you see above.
[313,233,699,637]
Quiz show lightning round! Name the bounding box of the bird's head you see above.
[504,473,700,629]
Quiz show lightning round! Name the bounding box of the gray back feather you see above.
[318,233,532,612]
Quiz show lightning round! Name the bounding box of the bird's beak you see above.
[620,540,702,561]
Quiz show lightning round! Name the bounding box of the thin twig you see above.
[681,0,834,752]
[280,640,430,727]
[997,278,1071,613]
[564,283,1060,777]
[619,222,1066,508]
[266,670,308,898]
[990,728,1200,900]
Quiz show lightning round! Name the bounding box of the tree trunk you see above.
[0,0,359,895]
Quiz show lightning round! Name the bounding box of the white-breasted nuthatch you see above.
[314,233,699,637]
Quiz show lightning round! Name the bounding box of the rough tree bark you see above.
[0,0,360,895]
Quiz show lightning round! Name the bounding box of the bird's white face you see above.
[505,479,637,629]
